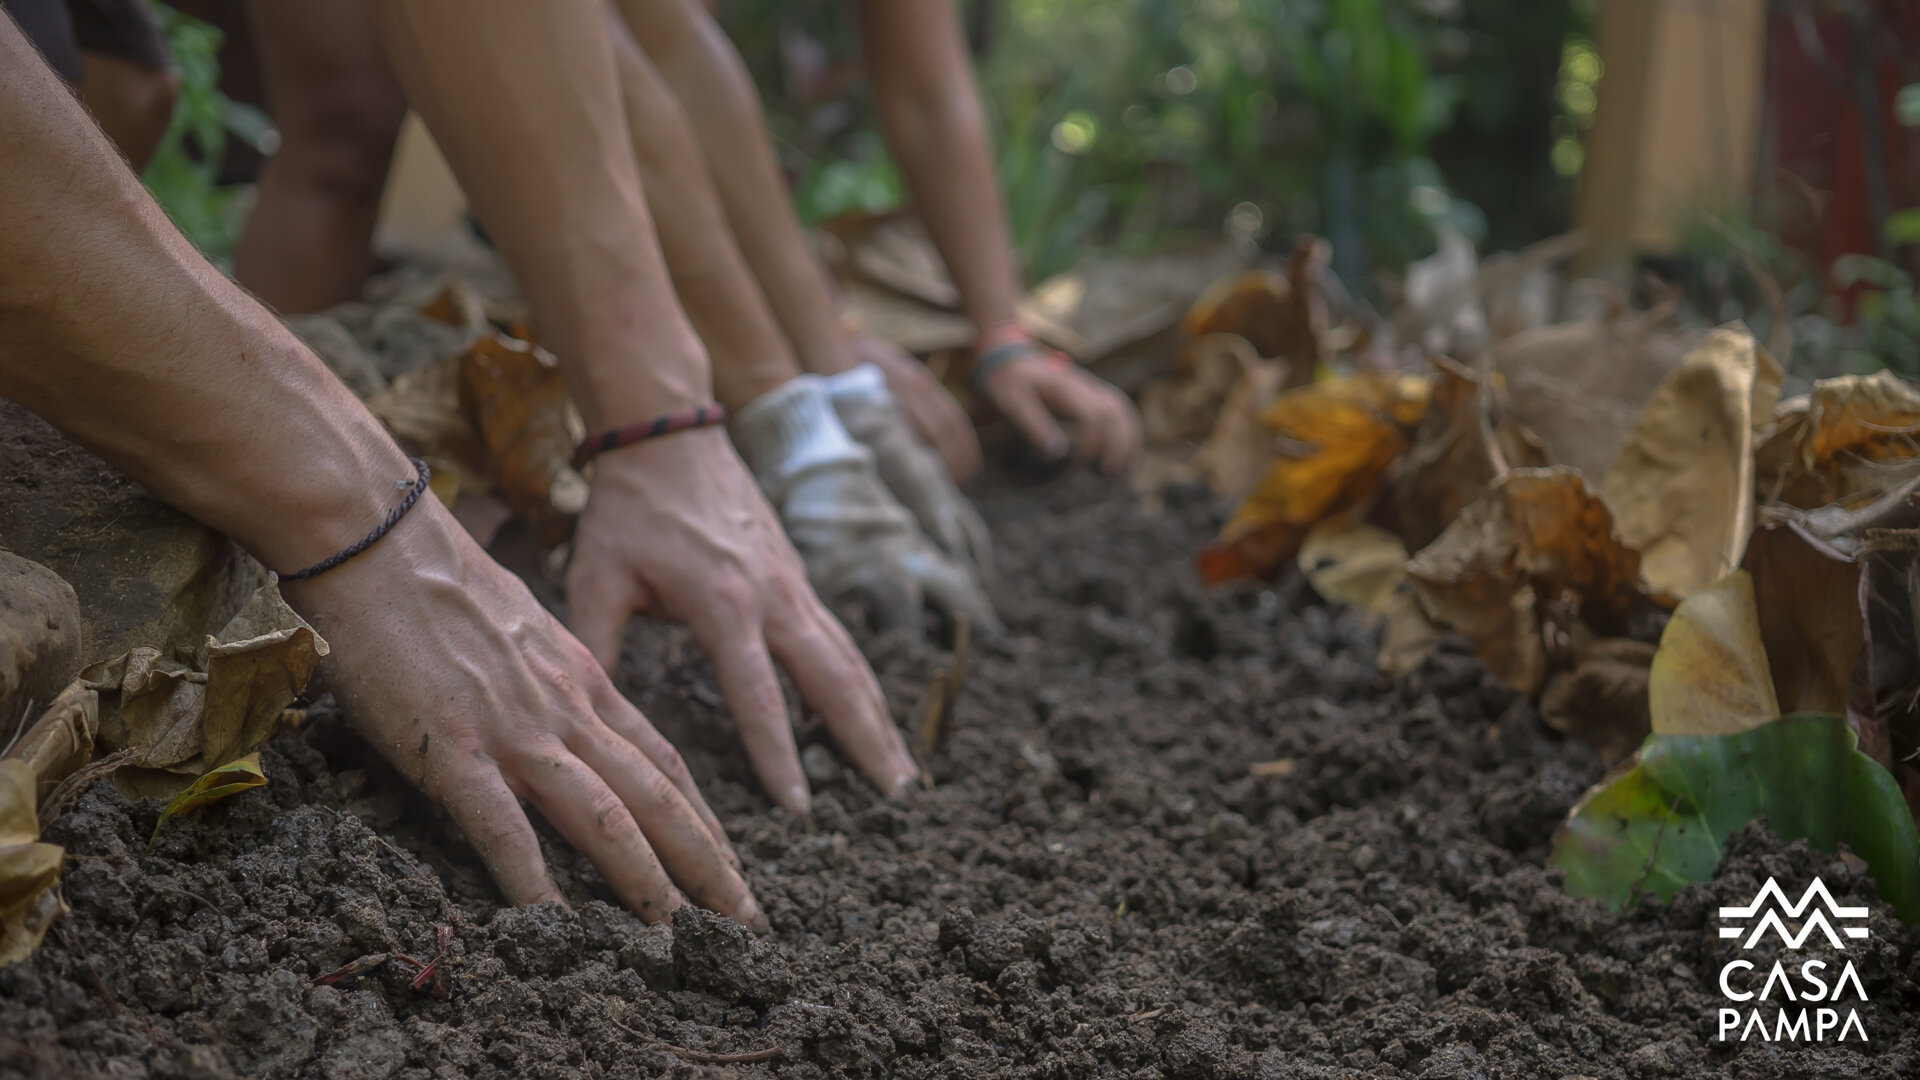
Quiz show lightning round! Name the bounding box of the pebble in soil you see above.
[2,473,1915,1079]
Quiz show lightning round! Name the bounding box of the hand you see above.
[826,366,995,577]
[282,498,761,928]
[563,428,918,814]
[849,331,983,482]
[981,347,1142,475]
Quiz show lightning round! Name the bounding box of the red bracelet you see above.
[571,403,727,470]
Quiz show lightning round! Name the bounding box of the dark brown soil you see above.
[4,472,1917,1079]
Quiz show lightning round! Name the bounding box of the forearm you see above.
[374,0,711,429]
[857,0,1023,335]
[0,22,411,574]
[614,0,856,377]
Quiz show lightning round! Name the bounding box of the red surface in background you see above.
[1766,6,1920,283]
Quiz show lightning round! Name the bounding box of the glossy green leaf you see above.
[1549,714,1920,923]
[149,754,267,846]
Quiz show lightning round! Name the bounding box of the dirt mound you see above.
[3,474,1915,1079]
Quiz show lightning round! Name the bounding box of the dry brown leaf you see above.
[1389,356,1549,551]
[1190,356,1290,503]
[0,758,64,967]
[1741,522,1866,717]
[1647,570,1779,735]
[1757,370,1920,509]
[1,680,97,804]
[1603,328,1782,599]
[1405,467,1650,693]
[86,580,328,784]
[458,334,587,543]
[1180,237,1328,379]
[1492,303,1698,478]
[1297,519,1409,617]
[368,353,491,493]
[1019,244,1247,361]
[1199,374,1430,584]
[1478,231,1586,345]
[1540,637,1655,763]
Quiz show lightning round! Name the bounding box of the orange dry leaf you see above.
[1756,370,1920,509]
[457,334,588,545]
[1179,237,1328,380]
[1403,467,1651,693]
[1199,373,1429,584]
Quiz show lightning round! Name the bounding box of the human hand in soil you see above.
[823,362,994,575]
[978,340,1142,476]
[282,498,762,929]
[729,377,1000,641]
[565,426,921,813]
[846,332,984,483]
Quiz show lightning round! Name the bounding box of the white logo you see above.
[1716,877,1870,1043]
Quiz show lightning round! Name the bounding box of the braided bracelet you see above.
[971,325,1072,388]
[282,457,432,582]
[570,403,728,471]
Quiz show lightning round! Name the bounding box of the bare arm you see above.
[0,12,758,926]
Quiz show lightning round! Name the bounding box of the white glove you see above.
[731,376,999,639]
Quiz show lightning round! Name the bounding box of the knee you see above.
[273,88,406,207]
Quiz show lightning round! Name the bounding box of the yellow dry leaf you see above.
[1201,374,1425,583]
[1298,519,1409,617]
[0,759,64,967]
[1603,328,1782,598]
[1647,570,1780,735]
[149,753,268,845]
[1406,467,1650,693]
[1756,369,1920,509]
[1377,588,1449,678]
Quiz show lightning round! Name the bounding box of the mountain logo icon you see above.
[1718,877,1869,950]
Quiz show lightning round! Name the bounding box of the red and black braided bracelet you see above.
[570,403,728,471]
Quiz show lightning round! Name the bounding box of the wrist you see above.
[819,363,893,409]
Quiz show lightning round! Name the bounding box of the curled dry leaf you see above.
[1757,370,1920,509]
[1020,244,1247,361]
[1540,638,1655,764]
[1603,328,1782,599]
[368,352,491,495]
[1198,373,1430,584]
[86,580,327,790]
[1646,570,1778,735]
[1297,518,1409,618]
[1492,303,1696,478]
[0,758,64,967]
[1388,355,1548,552]
[1403,467,1650,693]
[458,334,588,544]
[1180,237,1329,380]
[0,680,97,804]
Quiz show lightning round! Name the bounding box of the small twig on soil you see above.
[1248,758,1296,778]
[914,615,971,785]
[38,748,138,823]
[1373,903,1404,931]
[310,953,392,986]
[606,1015,784,1064]
[1126,1007,1165,1023]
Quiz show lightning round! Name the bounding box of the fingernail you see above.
[739,896,771,935]
[1042,437,1070,461]
[781,784,812,816]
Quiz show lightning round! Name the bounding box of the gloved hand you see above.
[822,363,994,575]
[846,332,982,482]
[731,375,1000,639]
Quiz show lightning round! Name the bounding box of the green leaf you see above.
[1886,208,1920,247]
[149,753,267,846]
[1549,714,1920,923]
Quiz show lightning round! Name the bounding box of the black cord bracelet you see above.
[282,458,432,582]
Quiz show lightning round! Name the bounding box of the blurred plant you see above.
[721,0,1589,286]
[140,3,272,265]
